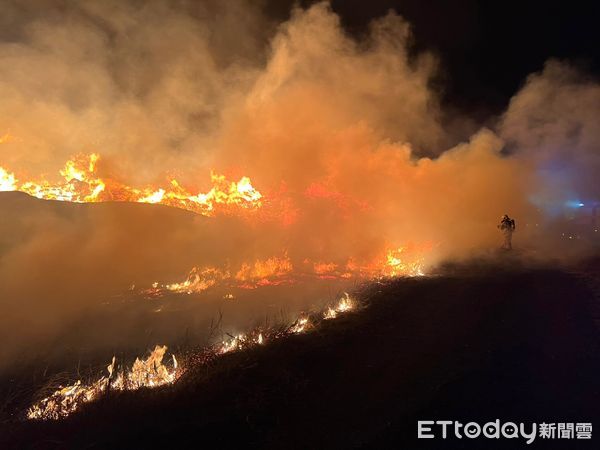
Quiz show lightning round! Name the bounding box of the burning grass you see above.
[0,154,262,216]
[142,249,427,299]
[26,345,179,420]
[25,292,361,421]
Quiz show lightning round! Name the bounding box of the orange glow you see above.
[235,255,293,285]
[0,167,16,191]
[145,245,427,299]
[2,154,262,216]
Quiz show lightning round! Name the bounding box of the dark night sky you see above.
[267,0,600,118]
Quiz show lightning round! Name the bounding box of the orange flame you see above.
[27,345,179,420]
[1,154,262,216]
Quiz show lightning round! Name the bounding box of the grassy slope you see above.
[3,262,600,449]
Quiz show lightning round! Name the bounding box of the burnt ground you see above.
[2,258,600,449]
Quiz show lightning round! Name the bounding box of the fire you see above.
[144,246,427,299]
[217,332,266,354]
[137,173,263,215]
[383,247,426,277]
[0,167,16,191]
[164,267,228,294]
[289,316,311,334]
[235,255,293,287]
[28,292,359,421]
[146,255,295,297]
[110,345,178,390]
[1,154,432,280]
[0,131,14,144]
[27,345,179,420]
[18,153,106,202]
[313,262,338,275]
[0,154,262,216]
[323,292,354,319]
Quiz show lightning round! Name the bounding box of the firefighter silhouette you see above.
[498,214,516,250]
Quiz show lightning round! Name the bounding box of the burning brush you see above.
[0,154,263,216]
[212,293,356,355]
[26,292,358,421]
[27,345,179,420]
[143,248,427,299]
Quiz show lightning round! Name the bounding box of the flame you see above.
[28,290,360,421]
[144,245,427,299]
[217,331,266,354]
[323,292,354,319]
[0,167,16,191]
[145,255,296,297]
[313,262,338,275]
[383,246,426,277]
[1,154,262,216]
[111,345,178,390]
[164,267,228,294]
[27,345,179,420]
[289,316,311,334]
[235,255,293,287]
[2,154,432,278]
[137,173,263,215]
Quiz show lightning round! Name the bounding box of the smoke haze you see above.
[0,1,598,369]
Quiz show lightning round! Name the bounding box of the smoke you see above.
[0,0,273,181]
[499,59,600,210]
[0,1,598,370]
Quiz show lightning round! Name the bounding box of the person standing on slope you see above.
[498,214,516,250]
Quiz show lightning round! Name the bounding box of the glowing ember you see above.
[217,331,266,354]
[27,345,179,420]
[218,334,246,354]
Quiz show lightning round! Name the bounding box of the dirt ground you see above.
[2,259,600,449]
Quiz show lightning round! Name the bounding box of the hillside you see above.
[3,261,600,449]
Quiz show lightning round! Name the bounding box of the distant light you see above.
[565,200,585,208]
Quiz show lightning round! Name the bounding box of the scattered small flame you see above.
[145,247,426,299]
[217,331,266,354]
[27,292,359,421]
